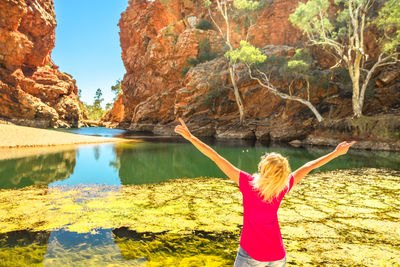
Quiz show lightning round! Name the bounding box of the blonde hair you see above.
[252,152,291,202]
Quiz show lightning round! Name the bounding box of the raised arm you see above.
[292,141,355,185]
[174,118,240,184]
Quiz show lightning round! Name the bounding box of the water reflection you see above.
[50,144,121,187]
[43,229,131,265]
[0,140,399,189]
[0,150,76,189]
[113,141,400,185]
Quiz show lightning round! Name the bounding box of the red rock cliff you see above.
[0,0,84,128]
[106,0,399,143]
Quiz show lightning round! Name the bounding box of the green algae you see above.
[113,230,239,266]
[0,168,399,265]
[0,231,49,267]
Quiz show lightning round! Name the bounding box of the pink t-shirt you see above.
[239,171,294,261]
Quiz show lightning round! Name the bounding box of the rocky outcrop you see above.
[105,0,400,147]
[0,0,84,128]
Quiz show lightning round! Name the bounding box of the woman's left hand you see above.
[334,141,356,156]
[174,118,193,141]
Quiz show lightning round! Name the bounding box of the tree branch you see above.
[246,64,323,122]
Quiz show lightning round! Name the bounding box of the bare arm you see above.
[292,141,355,185]
[174,118,240,184]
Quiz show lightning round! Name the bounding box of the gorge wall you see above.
[0,0,84,128]
[105,0,400,148]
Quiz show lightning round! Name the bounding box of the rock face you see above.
[106,0,400,145]
[0,0,84,128]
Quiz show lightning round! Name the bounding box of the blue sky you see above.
[52,0,129,107]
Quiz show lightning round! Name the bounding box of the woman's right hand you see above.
[334,141,356,156]
[174,118,193,141]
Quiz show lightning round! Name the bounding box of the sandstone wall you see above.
[105,0,400,143]
[0,0,84,128]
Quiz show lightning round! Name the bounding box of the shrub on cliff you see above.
[181,67,190,77]
[181,39,217,77]
[187,58,199,66]
[198,39,217,63]
[196,19,213,30]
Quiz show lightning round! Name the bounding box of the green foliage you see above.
[199,38,211,54]
[105,103,113,111]
[196,19,213,30]
[265,54,287,66]
[83,104,106,121]
[94,88,103,108]
[195,39,217,63]
[83,88,106,120]
[289,0,333,39]
[290,0,400,50]
[374,0,400,53]
[280,49,312,79]
[204,0,211,9]
[111,80,122,101]
[224,40,266,65]
[198,51,217,62]
[187,58,199,66]
[233,0,264,11]
[181,66,190,77]
[181,39,217,77]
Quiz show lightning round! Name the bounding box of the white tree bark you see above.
[300,0,399,118]
[247,66,324,122]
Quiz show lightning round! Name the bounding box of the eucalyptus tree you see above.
[204,0,264,123]
[280,48,313,102]
[111,79,122,101]
[226,41,324,122]
[289,0,400,118]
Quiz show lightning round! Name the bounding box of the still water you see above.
[1,127,399,189]
[0,127,399,266]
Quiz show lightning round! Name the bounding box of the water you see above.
[1,127,399,189]
[0,127,399,265]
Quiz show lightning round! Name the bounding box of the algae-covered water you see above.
[0,128,399,266]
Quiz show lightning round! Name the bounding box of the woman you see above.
[174,118,355,266]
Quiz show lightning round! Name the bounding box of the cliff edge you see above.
[0,0,84,128]
[105,0,400,149]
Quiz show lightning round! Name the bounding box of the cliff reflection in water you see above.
[112,142,400,185]
[0,150,76,189]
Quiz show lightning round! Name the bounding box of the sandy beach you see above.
[0,123,128,149]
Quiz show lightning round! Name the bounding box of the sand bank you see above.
[0,124,129,149]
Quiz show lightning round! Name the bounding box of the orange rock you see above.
[0,0,84,128]
[107,0,399,140]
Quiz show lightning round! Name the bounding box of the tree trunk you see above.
[349,54,363,118]
[297,97,324,122]
[351,77,362,118]
[229,66,245,123]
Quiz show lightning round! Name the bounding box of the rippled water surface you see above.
[0,127,399,266]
